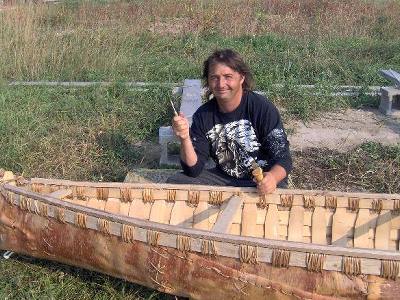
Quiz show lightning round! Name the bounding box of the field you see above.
[0,0,400,299]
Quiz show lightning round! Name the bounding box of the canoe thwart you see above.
[211,195,243,233]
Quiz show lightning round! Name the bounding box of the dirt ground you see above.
[287,108,400,152]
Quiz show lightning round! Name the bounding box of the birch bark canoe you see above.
[1,172,400,299]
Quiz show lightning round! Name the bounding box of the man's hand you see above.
[256,172,278,194]
[253,164,287,194]
[172,112,190,141]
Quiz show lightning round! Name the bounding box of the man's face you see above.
[208,63,244,103]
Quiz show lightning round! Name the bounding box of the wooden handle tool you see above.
[251,161,264,183]
[169,99,178,116]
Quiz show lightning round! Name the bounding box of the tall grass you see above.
[0,0,399,86]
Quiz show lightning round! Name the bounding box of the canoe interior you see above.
[20,178,400,252]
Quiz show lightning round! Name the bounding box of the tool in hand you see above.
[169,99,178,116]
[250,160,264,183]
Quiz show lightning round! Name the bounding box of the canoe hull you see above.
[1,195,399,300]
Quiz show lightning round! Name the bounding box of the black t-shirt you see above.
[181,91,292,179]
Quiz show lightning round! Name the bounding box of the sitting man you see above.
[167,49,292,194]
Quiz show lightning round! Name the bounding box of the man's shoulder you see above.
[246,91,275,109]
[194,98,217,115]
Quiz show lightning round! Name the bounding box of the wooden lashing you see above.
[121,224,135,243]
[239,245,258,264]
[348,197,360,212]
[201,240,217,256]
[393,200,400,215]
[96,187,109,201]
[55,208,66,223]
[120,188,131,202]
[75,213,87,229]
[325,196,337,210]
[177,235,191,252]
[280,194,293,208]
[271,249,290,268]
[20,196,33,212]
[372,199,383,214]
[306,253,325,272]
[97,219,110,234]
[35,201,48,217]
[147,230,160,247]
[303,195,315,210]
[381,260,399,280]
[49,185,59,193]
[31,183,43,193]
[343,257,361,276]
[142,189,154,203]
[209,191,223,206]
[74,186,85,200]
[187,190,200,207]
[257,194,267,209]
[166,189,176,202]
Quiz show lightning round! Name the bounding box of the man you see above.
[167,49,292,194]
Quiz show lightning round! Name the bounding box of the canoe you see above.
[1,171,400,299]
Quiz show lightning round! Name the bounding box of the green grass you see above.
[0,85,174,180]
[0,255,171,300]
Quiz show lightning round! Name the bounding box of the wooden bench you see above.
[159,79,202,166]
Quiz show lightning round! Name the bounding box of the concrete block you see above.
[159,79,202,166]
[379,87,400,116]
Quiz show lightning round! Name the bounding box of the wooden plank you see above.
[47,188,72,199]
[119,202,131,216]
[375,210,393,250]
[312,206,327,245]
[241,203,257,237]
[332,208,357,247]
[104,198,121,214]
[288,206,304,242]
[169,201,194,228]
[193,201,209,230]
[86,198,105,210]
[211,196,243,233]
[264,204,279,239]
[128,199,151,220]
[354,209,375,249]
[149,200,168,224]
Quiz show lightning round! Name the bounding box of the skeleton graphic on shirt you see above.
[206,120,261,178]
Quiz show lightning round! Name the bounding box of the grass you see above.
[0,255,170,300]
[0,0,399,299]
[1,0,399,86]
[0,85,174,180]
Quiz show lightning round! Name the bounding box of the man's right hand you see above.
[172,112,190,141]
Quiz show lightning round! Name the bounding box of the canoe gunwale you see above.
[30,177,400,200]
[3,182,400,262]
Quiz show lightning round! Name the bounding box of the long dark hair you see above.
[202,49,254,99]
